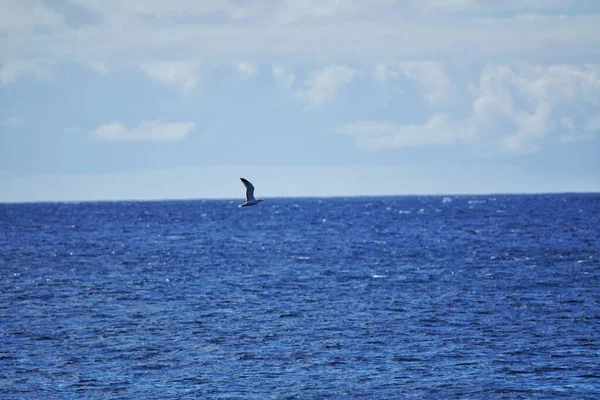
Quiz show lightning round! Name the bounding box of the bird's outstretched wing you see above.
[240,178,256,201]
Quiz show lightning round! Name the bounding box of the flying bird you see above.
[239,178,264,207]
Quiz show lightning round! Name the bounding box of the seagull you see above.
[239,178,264,207]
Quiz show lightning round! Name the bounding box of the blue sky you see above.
[1,0,600,202]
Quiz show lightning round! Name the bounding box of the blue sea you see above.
[1,194,599,399]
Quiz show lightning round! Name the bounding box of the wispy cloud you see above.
[89,61,109,74]
[0,60,52,85]
[341,114,473,151]
[92,120,195,142]
[272,65,295,89]
[0,0,64,33]
[234,62,258,79]
[373,61,453,103]
[416,0,586,14]
[69,1,258,22]
[297,65,358,106]
[139,62,200,92]
[4,2,600,70]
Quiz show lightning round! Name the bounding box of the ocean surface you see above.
[1,194,599,399]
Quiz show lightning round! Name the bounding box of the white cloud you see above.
[417,0,480,13]
[417,0,584,14]
[341,114,473,151]
[502,105,551,153]
[297,65,358,106]
[271,0,399,24]
[234,62,257,79]
[69,0,586,25]
[0,60,52,85]
[513,13,567,21]
[71,0,259,22]
[555,113,600,143]
[557,116,581,143]
[92,120,195,142]
[5,1,598,70]
[89,62,109,74]
[0,0,64,33]
[272,65,295,89]
[373,64,392,84]
[139,62,200,92]
[472,64,600,152]
[374,61,452,103]
[346,63,600,153]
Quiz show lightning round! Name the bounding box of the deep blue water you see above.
[1,194,599,399]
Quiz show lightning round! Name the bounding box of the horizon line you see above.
[2,191,598,205]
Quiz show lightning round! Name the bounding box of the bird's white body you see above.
[239,199,263,207]
[239,178,264,207]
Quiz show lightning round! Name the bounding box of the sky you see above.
[1,0,600,202]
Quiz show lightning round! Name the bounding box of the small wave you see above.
[393,356,422,362]
[164,235,185,240]
[468,199,486,204]
[279,311,300,318]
